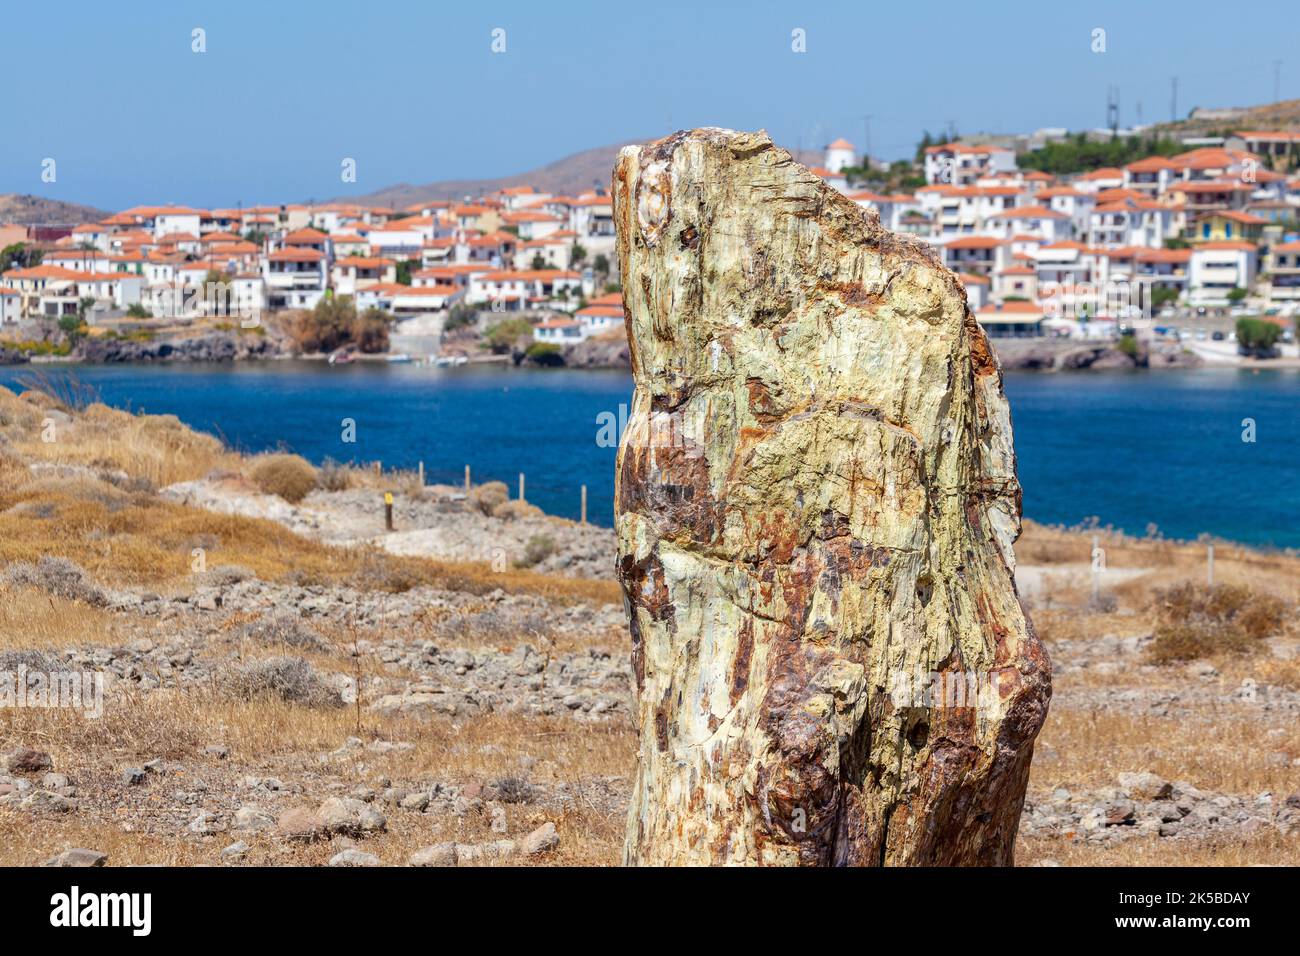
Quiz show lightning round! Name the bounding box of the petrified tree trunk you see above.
[612,129,1051,866]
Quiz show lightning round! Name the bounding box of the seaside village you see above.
[2,122,1300,357]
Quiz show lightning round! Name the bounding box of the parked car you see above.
[1211,331,1226,341]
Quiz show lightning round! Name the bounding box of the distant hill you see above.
[342,136,827,210]
[0,194,108,226]
[343,141,644,209]
[1154,98,1300,137]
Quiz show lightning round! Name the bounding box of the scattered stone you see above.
[409,843,458,867]
[317,797,386,837]
[277,807,328,842]
[122,767,147,786]
[522,822,560,856]
[490,805,508,833]
[221,841,250,861]
[205,745,230,760]
[1117,772,1172,801]
[233,806,276,832]
[189,810,226,835]
[6,747,53,774]
[399,792,430,812]
[328,848,380,867]
[41,848,107,867]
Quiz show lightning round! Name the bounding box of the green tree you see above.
[1226,287,1248,304]
[485,317,534,354]
[351,307,391,353]
[524,341,564,366]
[395,261,414,286]
[1,242,42,271]
[444,303,479,333]
[593,253,610,277]
[1151,286,1179,309]
[1236,317,1281,353]
[1018,133,1182,175]
[571,242,587,266]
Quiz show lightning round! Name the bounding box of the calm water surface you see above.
[3,363,1298,547]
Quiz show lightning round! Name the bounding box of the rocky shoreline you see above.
[2,323,1204,373]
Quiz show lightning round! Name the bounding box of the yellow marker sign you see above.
[384,492,393,505]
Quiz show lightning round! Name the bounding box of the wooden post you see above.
[1090,534,1101,603]
[580,485,587,525]
[373,461,382,477]
[518,472,526,502]
[1207,543,1215,588]
[417,460,424,487]
[464,464,471,493]
[384,491,394,531]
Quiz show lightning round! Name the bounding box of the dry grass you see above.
[0,470,617,604]
[1017,831,1300,867]
[1,387,237,488]
[0,816,207,867]
[1030,707,1300,796]
[0,586,124,652]
[1019,519,1300,601]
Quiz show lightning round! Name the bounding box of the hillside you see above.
[1154,97,1300,137]
[345,141,643,207]
[0,193,108,226]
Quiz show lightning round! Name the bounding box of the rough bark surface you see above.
[612,128,1051,866]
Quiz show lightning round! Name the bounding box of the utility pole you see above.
[1107,86,1120,137]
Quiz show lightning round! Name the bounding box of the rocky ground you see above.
[0,386,1297,866]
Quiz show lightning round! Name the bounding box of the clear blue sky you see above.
[7,0,1297,211]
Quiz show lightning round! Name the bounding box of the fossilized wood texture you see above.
[612,128,1051,866]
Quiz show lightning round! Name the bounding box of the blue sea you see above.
[3,362,1298,548]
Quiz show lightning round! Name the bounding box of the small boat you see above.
[328,349,355,365]
[433,354,468,367]
[386,353,412,364]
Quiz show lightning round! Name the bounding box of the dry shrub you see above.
[219,656,343,708]
[248,453,317,503]
[239,611,325,649]
[517,534,557,568]
[4,556,106,606]
[353,551,425,593]
[316,457,353,492]
[471,481,509,515]
[1147,582,1288,664]
[493,499,543,521]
